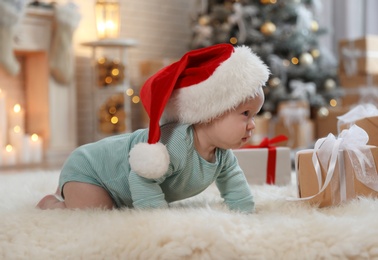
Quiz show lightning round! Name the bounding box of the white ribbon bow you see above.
[341,47,362,76]
[289,80,316,100]
[279,106,309,126]
[358,87,378,106]
[337,103,378,133]
[311,125,378,203]
[342,42,378,75]
[278,100,310,147]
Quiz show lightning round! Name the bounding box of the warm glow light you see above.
[311,20,319,32]
[105,76,113,84]
[13,125,21,133]
[109,106,117,114]
[31,134,39,142]
[230,37,238,44]
[13,104,21,113]
[126,89,134,96]
[330,99,338,107]
[5,144,13,152]
[260,0,277,5]
[110,116,119,124]
[111,68,119,76]
[291,57,299,65]
[311,49,320,58]
[95,0,120,39]
[132,96,140,104]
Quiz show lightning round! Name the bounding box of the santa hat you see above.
[129,43,270,179]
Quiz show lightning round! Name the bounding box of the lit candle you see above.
[9,104,25,131]
[0,89,6,149]
[0,144,17,166]
[29,134,43,163]
[8,104,25,163]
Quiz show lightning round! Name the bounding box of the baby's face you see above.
[209,89,264,149]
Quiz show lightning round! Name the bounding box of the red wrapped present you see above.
[233,135,292,186]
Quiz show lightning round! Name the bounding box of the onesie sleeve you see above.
[128,171,169,209]
[215,150,254,214]
[127,123,189,210]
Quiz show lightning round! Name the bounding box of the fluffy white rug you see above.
[1,170,378,259]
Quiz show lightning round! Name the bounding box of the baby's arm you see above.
[128,172,168,209]
[216,172,254,213]
[216,153,254,214]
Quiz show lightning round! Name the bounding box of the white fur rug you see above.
[1,170,378,259]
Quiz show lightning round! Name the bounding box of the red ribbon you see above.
[241,135,288,185]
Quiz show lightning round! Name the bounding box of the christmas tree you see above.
[190,0,341,115]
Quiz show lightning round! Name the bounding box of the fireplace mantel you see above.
[10,7,77,166]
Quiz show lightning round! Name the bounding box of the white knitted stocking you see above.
[0,0,27,75]
[49,2,81,85]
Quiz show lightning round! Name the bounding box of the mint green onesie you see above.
[59,123,254,213]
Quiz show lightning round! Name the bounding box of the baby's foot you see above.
[36,194,66,209]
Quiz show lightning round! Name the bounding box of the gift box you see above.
[233,136,292,186]
[337,104,378,146]
[339,35,378,75]
[339,73,378,88]
[277,100,310,115]
[339,116,378,146]
[250,112,272,145]
[275,100,313,148]
[274,119,314,148]
[340,91,361,107]
[315,106,350,138]
[340,87,378,107]
[295,125,378,207]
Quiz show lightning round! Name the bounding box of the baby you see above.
[37,43,270,214]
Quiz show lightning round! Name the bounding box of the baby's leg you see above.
[37,182,115,210]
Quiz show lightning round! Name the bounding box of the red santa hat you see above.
[129,43,270,179]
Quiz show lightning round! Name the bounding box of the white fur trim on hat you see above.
[129,142,170,179]
[162,45,270,124]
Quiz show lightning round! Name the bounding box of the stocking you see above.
[49,2,81,85]
[0,0,28,76]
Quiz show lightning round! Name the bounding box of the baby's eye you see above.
[242,111,249,116]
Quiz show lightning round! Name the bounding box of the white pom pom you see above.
[129,142,170,179]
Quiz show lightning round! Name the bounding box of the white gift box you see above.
[233,147,292,186]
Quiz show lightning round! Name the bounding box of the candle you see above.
[21,135,32,164]
[9,125,24,163]
[0,144,17,166]
[8,104,25,163]
[29,134,43,163]
[0,89,6,149]
[9,104,25,131]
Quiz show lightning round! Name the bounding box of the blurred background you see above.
[0,0,377,168]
